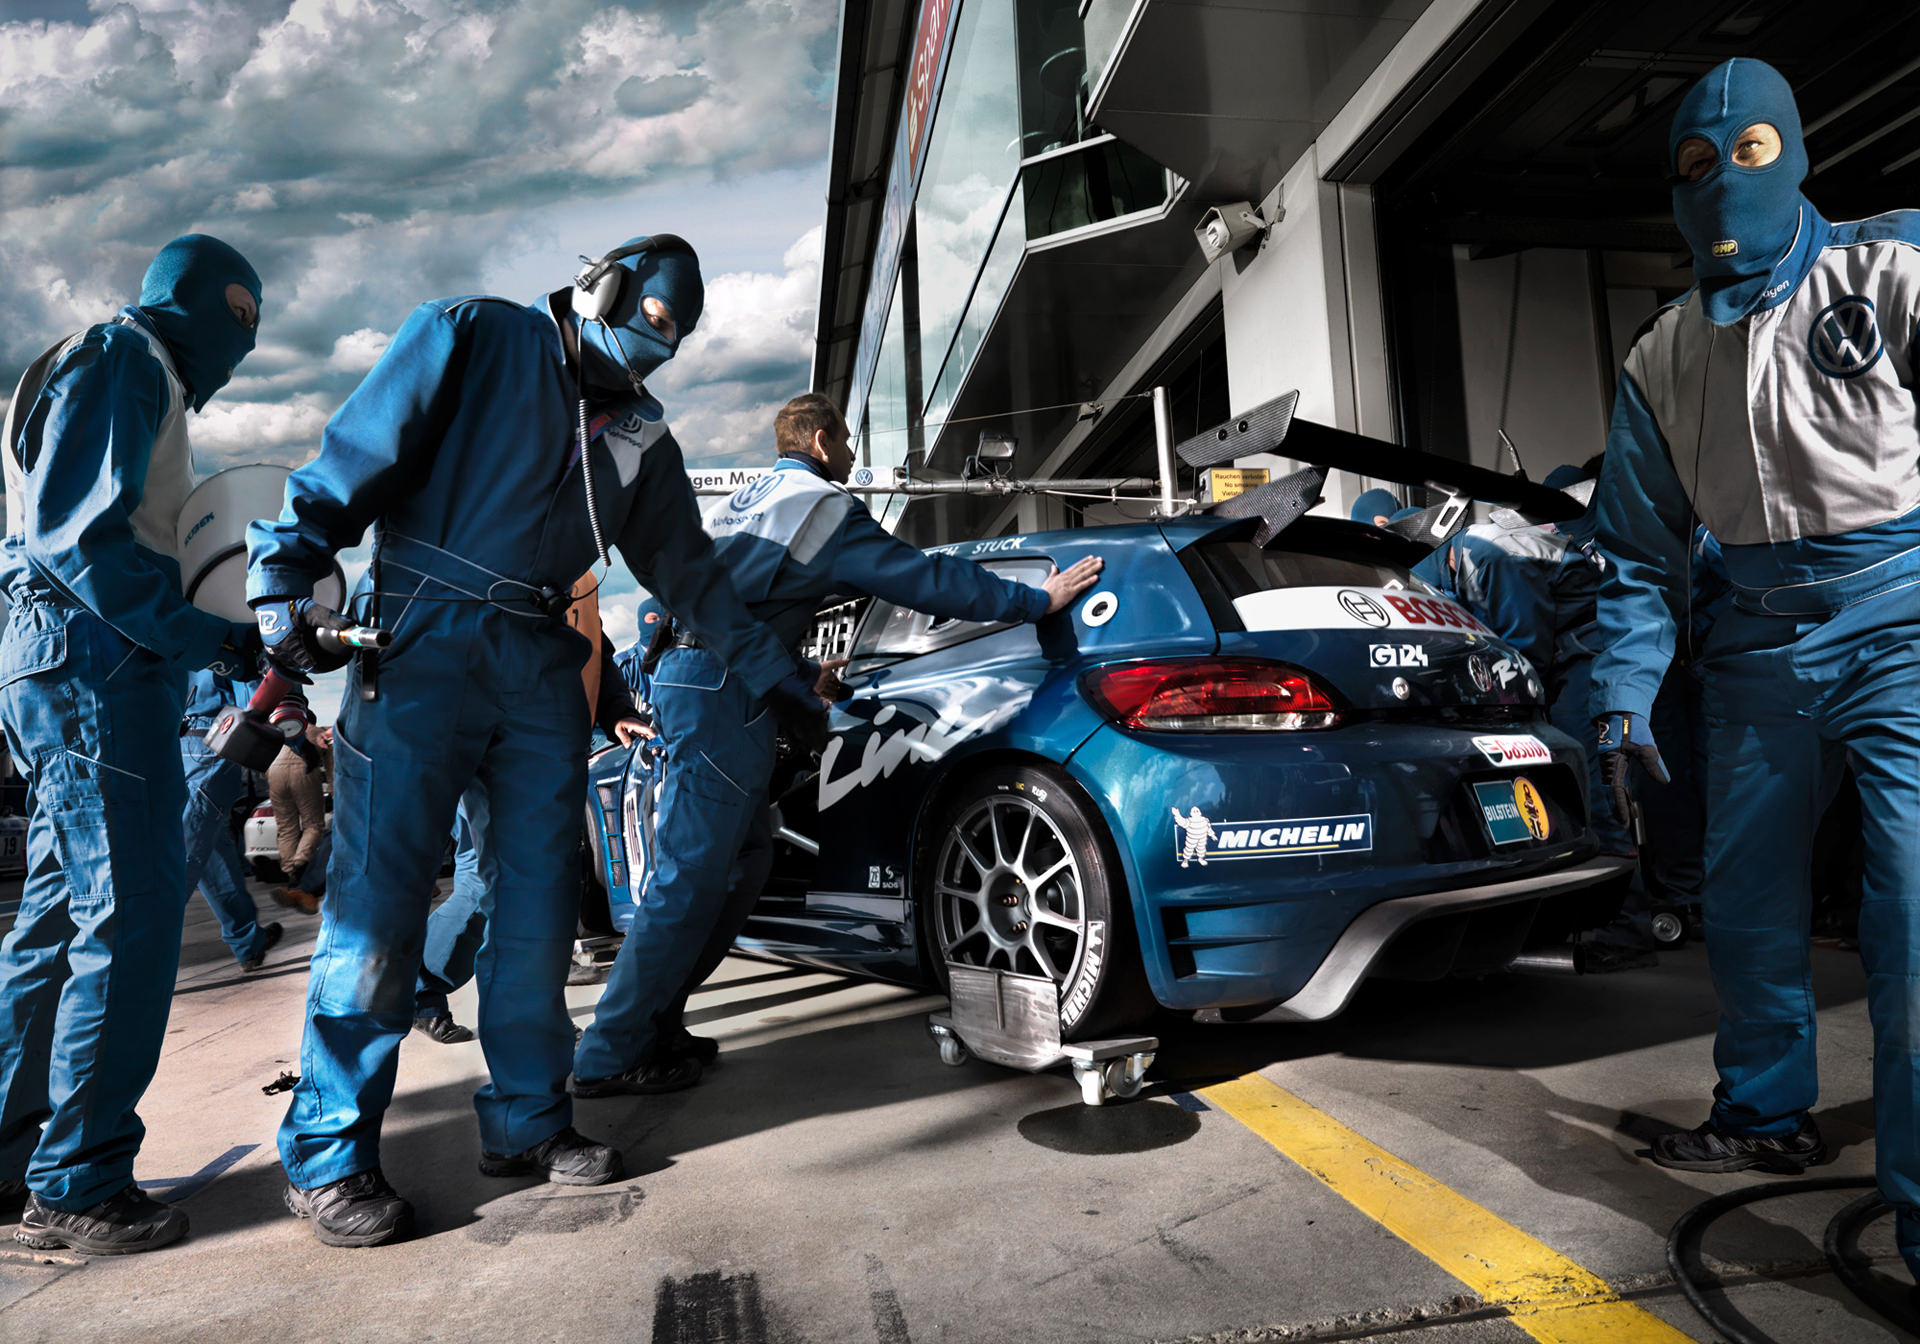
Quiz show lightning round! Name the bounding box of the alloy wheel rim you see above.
[934,793,1087,990]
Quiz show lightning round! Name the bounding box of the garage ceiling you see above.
[1379,0,1920,254]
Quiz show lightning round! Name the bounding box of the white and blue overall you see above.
[574,456,1049,1084]
[0,236,260,1213]
[1593,58,1920,1271]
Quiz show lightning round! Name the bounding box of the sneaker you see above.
[272,887,321,916]
[1650,1116,1828,1174]
[478,1127,622,1186]
[15,1186,187,1255]
[566,960,611,987]
[242,922,284,971]
[283,1169,412,1248]
[0,1177,25,1210]
[411,1014,475,1044]
[571,1054,702,1098]
[660,1029,720,1067]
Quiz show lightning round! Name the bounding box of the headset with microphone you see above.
[571,233,694,323]
[567,233,696,568]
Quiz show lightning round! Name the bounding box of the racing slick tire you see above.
[918,763,1151,1041]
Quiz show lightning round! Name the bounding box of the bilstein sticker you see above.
[1471,734,1552,768]
[1172,808,1372,863]
[1474,776,1551,845]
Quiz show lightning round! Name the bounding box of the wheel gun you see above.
[205,624,390,770]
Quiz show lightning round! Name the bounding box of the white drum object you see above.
[176,465,345,622]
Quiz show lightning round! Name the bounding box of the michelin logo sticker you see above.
[1172,810,1372,862]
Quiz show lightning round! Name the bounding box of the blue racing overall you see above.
[0,299,254,1210]
[248,291,796,1190]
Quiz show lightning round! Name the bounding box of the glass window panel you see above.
[1022,136,1168,240]
[913,0,1020,413]
[1016,0,1093,155]
[866,274,910,476]
[923,190,1026,432]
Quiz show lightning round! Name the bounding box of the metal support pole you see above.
[1153,384,1176,517]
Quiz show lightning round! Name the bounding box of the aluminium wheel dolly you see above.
[926,963,1156,1107]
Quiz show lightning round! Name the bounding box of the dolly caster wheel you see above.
[1650,909,1687,947]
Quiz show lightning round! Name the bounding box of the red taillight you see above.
[1083,659,1343,732]
[252,803,274,819]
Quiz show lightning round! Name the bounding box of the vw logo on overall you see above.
[1808,295,1884,380]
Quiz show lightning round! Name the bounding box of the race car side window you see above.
[848,558,1054,665]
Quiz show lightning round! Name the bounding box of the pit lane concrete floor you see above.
[0,879,1911,1344]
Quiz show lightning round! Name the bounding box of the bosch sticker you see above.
[1234,587,1491,637]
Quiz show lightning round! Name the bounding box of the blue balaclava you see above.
[137,234,261,411]
[1669,58,1810,325]
[577,237,705,400]
[1350,488,1402,524]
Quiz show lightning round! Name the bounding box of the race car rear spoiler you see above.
[1177,389,1583,526]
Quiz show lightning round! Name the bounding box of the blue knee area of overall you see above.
[414,804,490,1016]
[180,732,265,964]
[277,596,589,1186]
[574,649,775,1082]
[0,598,190,1208]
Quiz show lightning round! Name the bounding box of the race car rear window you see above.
[1197,540,1418,601]
[849,558,1053,662]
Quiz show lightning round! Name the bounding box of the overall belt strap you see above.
[1731,543,1920,617]
[376,532,567,618]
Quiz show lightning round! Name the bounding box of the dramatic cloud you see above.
[1,0,836,468]
[652,225,821,465]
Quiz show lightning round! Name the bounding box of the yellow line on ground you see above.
[1200,1074,1694,1344]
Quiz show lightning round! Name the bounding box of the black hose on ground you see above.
[1667,1175,1920,1343]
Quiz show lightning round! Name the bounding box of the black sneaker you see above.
[478,1127,622,1186]
[571,1054,702,1098]
[283,1169,413,1247]
[660,1029,720,1067]
[242,922,284,972]
[15,1186,187,1255]
[1651,1116,1828,1174]
[0,1177,25,1213]
[411,1013,475,1044]
[566,960,612,987]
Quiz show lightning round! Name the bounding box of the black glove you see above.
[206,623,263,680]
[1595,710,1669,829]
[255,597,355,677]
[765,670,831,756]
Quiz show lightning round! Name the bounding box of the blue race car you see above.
[582,510,1631,1038]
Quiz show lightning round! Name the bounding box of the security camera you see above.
[1195,202,1273,262]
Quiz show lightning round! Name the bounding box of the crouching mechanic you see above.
[246,234,822,1248]
[573,393,1102,1093]
[0,235,264,1254]
[1591,57,1920,1279]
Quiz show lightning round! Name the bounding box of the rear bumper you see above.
[1191,854,1636,1024]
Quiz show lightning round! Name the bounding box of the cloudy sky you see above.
[1,0,838,680]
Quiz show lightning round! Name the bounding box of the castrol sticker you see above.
[1471,733,1552,768]
[1233,587,1491,636]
